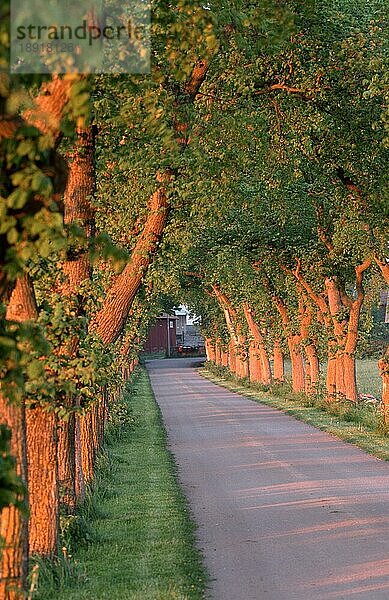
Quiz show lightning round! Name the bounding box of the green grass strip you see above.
[200,367,389,462]
[45,367,207,600]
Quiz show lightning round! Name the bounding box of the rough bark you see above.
[221,349,229,368]
[215,340,222,366]
[342,261,370,402]
[376,266,389,422]
[0,401,28,600]
[228,340,237,374]
[287,335,305,393]
[0,275,37,596]
[8,277,60,558]
[79,411,95,485]
[298,295,320,394]
[57,414,76,514]
[74,414,86,503]
[248,341,263,383]
[273,341,285,382]
[325,277,347,399]
[379,347,389,425]
[5,276,60,558]
[243,304,272,385]
[236,336,249,379]
[91,188,170,345]
[205,338,216,362]
[22,76,73,141]
[272,296,304,393]
[283,261,336,401]
[25,408,59,558]
[325,261,370,402]
[211,285,248,379]
[57,126,95,511]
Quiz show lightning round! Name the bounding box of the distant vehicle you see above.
[174,345,205,357]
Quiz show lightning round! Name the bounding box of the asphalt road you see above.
[146,358,389,600]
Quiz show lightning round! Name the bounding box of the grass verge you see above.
[200,364,389,462]
[35,367,207,600]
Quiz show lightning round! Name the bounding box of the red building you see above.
[143,314,177,355]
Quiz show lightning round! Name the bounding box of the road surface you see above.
[146,358,389,600]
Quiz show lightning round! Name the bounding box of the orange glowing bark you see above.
[243,304,272,385]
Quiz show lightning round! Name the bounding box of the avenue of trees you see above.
[0,0,388,597]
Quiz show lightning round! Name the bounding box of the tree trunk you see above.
[57,126,95,512]
[6,278,60,560]
[211,285,244,378]
[325,277,347,400]
[57,414,76,514]
[79,411,95,485]
[0,275,36,590]
[25,408,59,558]
[342,265,369,403]
[305,345,320,394]
[214,340,222,366]
[8,276,57,561]
[205,338,216,362]
[273,341,285,382]
[0,401,28,600]
[379,347,389,425]
[287,335,305,393]
[74,414,85,503]
[91,187,170,345]
[326,340,337,402]
[237,336,249,379]
[271,293,304,392]
[243,304,272,385]
[297,294,320,394]
[228,340,237,374]
[326,262,369,403]
[248,341,262,383]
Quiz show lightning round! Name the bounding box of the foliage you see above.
[0,424,25,512]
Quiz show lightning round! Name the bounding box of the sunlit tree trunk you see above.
[215,339,222,366]
[0,76,75,579]
[287,335,305,393]
[375,261,389,421]
[325,277,347,400]
[221,348,229,367]
[2,276,60,561]
[272,296,304,393]
[248,340,262,383]
[283,262,337,401]
[25,408,59,558]
[11,278,60,558]
[236,336,249,379]
[228,340,237,374]
[74,412,85,503]
[379,347,389,425]
[0,401,28,600]
[79,411,95,485]
[91,187,170,345]
[273,341,285,382]
[243,304,272,385]
[297,294,320,394]
[342,261,370,402]
[325,261,370,403]
[205,338,216,362]
[57,126,95,511]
